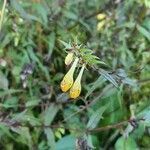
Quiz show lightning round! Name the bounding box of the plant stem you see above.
[0,0,7,32]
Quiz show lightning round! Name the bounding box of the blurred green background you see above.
[0,0,150,149]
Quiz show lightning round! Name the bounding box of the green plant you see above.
[0,0,150,149]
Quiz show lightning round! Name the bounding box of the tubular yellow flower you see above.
[60,57,79,92]
[97,20,106,31]
[65,52,74,65]
[97,13,106,20]
[69,64,85,99]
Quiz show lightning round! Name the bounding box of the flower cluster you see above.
[96,13,115,32]
[59,40,105,99]
[60,52,85,99]
[97,13,107,31]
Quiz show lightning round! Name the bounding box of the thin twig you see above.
[88,120,128,133]
[87,118,144,133]
[0,118,144,134]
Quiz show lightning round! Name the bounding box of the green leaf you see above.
[0,89,22,98]
[137,24,150,41]
[0,123,14,139]
[98,68,119,88]
[12,127,33,148]
[87,105,108,129]
[56,135,76,150]
[33,3,48,24]
[10,0,40,22]
[1,34,13,48]
[115,136,137,150]
[85,76,106,99]
[12,110,41,126]
[63,106,85,137]
[64,11,78,20]
[143,17,150,31]
[0,71,8,90]
[137,106,150,123]
[59,40,72,49]
[46,32,56,58]
[44,104,59,126]
[79,19,91,33]
[25,98,40,107]
[27,46,50,81]
[1,96,18,108]
[44,128,56,150]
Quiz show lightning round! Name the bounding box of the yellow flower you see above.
[97,20,106,31]
[69,64,85,99]
[65,52,74,65]
[60,57,79,92]
[97,13,106,20]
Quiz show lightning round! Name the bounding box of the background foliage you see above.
[0,0,150,149]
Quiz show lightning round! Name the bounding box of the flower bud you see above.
[60,57,79,92]
[70,64,85,99]
[65,52,74,65]
[97,20,106,31]
[97,13,106,20]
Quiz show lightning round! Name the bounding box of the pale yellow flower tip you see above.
[97,13,106,20]
[60,57,79,92]
[65,52,74,65]
[69,64,85,99]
